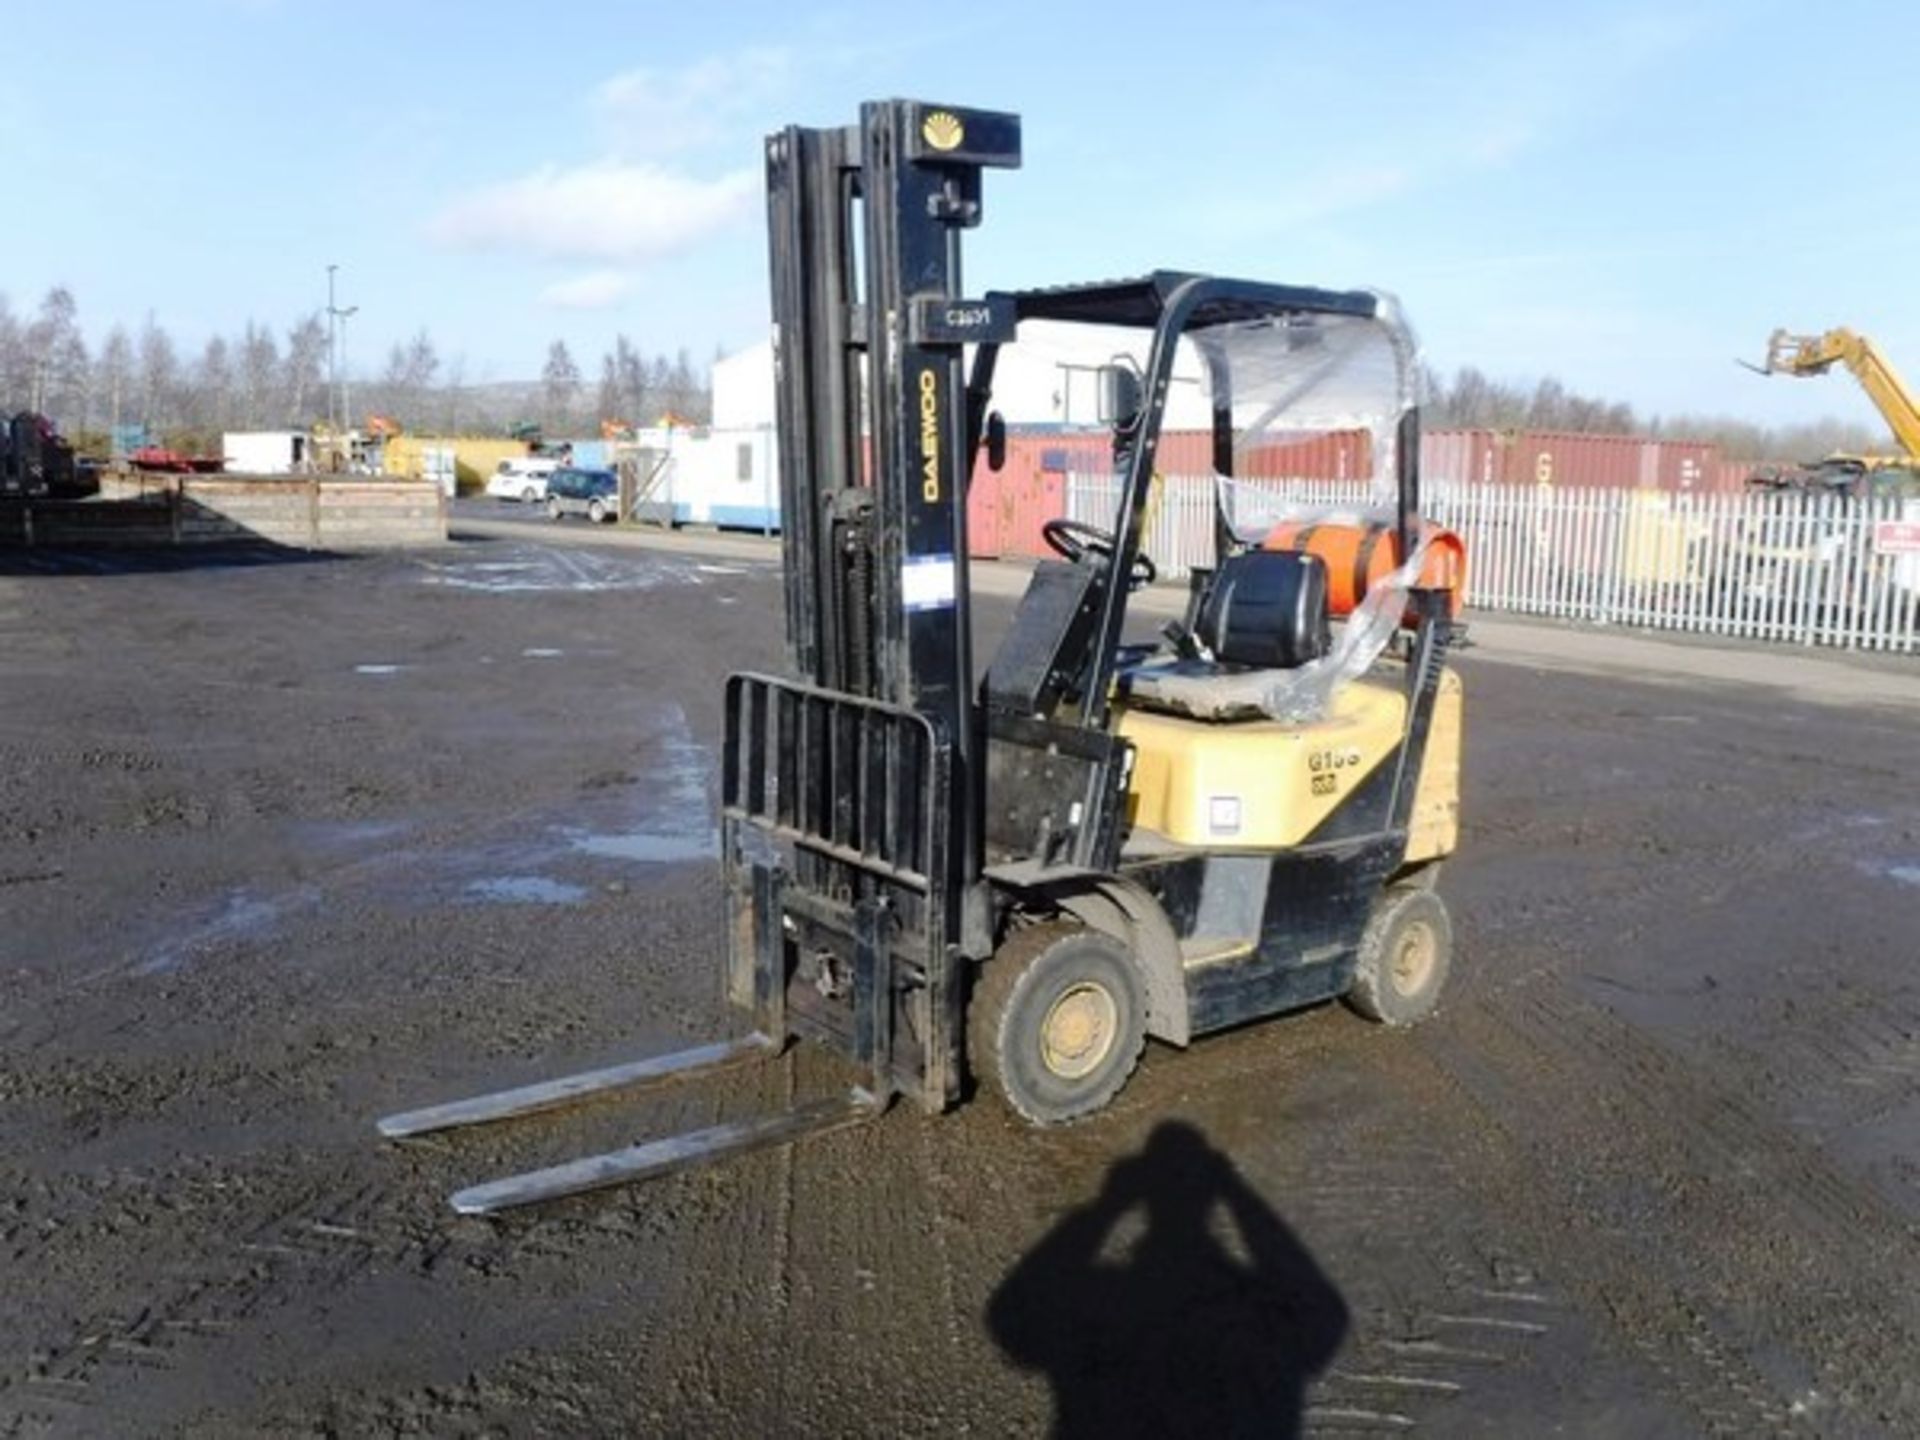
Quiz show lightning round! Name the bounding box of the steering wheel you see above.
[1041,517,1158,589]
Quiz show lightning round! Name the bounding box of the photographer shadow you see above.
[989,1120,1348,1439]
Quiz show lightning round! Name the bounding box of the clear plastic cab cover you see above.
[1191,297,1421,496]
[1191,299,1431,724]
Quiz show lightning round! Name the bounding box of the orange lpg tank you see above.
[1260,519,1466,617]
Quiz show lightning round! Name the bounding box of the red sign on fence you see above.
[1874,521,1920,555]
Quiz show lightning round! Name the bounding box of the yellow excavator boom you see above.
[1760,327,1920,461]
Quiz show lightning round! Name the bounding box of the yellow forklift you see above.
[380,99,1464,1212]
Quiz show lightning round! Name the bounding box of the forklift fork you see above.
[380,103,1002,1215]
[376,1032,885,1215]
[376,1034,778,1141]
[376,673,949,1214]
[447,1088,884,1216]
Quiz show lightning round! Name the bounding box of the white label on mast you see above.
[902,555,957,612]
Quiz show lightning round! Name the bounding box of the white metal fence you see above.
[1067,473,1920,654]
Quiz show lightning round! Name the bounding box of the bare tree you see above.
[25,287,89,422]
[594,336,651,426]
[1525,377,1568,431]
[97,325,134,442]
[596,352,620,425]
[619,337,650,421]
[541,339,582,432]
[648,354,672,419]
[440,353,467,434]
[403,330,440,427]
[664,347,706,422]
[0,294,23,408]
[284,313,327,426]
[377,328,441,429]
[238,320,280,428]
[193,334,233,435]
[379,341,410,424]
[137,314,179,434]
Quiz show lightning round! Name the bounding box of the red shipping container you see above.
[1422,429,1744,495]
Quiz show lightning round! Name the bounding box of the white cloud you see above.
[593,47,792,157]
[538,270,635,310]
[427,161,758,264]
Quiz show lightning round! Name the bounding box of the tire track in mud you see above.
[901,1017,1583,1436]
[1189,1053,1572,1436]
[0,1162,447,1432]
[1428,972,1920,1434]
[6,1114,745,1437]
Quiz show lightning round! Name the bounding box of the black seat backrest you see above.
[1197,550,1332,668]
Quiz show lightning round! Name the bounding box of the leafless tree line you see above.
[1423,364,1890,463]
[542,336,710,435]
[0,287,713,454]
[0,288,333,449]
[2,284,1884,465]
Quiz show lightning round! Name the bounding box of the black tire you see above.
[587,498,608,524]
[1345,885,1453,1027]
[521,485,537,503]
[969,922,1145,1126]
[546,497,563,522]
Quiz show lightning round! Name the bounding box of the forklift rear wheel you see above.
[1345,886,1452,1027]
[969,922,1145,1126]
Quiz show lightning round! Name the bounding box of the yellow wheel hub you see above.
[1391,921,1437,996]
[1040,982,1119,1080]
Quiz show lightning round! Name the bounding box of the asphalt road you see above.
[3,529,1919,1437]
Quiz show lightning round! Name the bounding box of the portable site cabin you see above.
[222,431,310,475]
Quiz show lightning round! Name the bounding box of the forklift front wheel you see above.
[1345,886,1453,1027]
[969,922,1145,1127]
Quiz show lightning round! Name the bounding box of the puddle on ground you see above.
[555,702,718,868]
[288,818,413,850]
[564,827,716,864]
[136,887,313,975]
[419,546,733,595]
[1792,811,1894,843]
[464,876,588,905]
[1853,858,1920,888]
[131,703,723,961]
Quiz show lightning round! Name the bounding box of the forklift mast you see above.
[767,111,1017,727]
[763,100,1020,927]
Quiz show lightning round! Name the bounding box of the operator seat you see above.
[1121,550,1332,722]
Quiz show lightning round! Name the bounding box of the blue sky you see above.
[4,0,1915,427]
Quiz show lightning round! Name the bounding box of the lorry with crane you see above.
[1748,327,1920,492]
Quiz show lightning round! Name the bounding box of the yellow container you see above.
[383,435,529,494]
[1619,490,1704,586]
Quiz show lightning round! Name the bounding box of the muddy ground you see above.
[3,529,1919,1438]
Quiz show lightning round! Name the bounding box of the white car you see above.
[485,457,561,503]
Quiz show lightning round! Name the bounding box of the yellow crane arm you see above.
[1762,327,1920,460]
